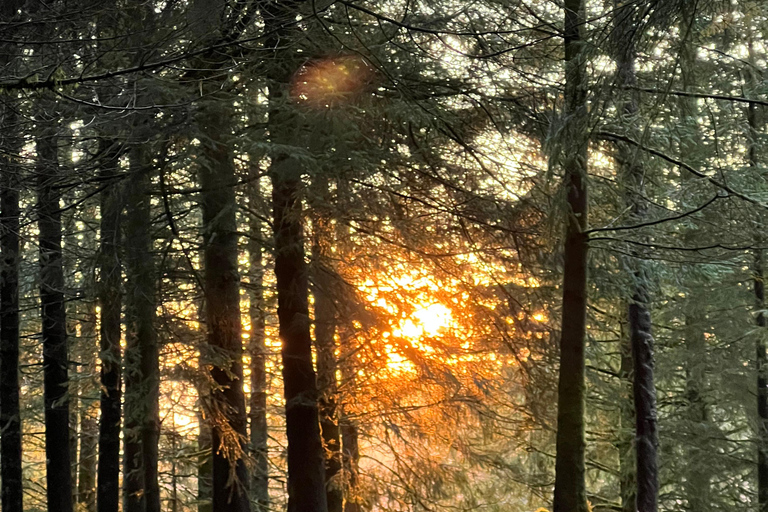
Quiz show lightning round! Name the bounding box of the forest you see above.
[0,0,766,511]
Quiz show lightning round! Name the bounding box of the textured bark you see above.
[613,3,659,511]
[97,139,123,512]
[198,404,213,512]
[38,117,73,512]
[552,0,589,511]
[123,146,161,512]
[258,2,329,511]
[313,211,343,512]
[0,86,23,512]
[198,83,251,512]
[248,192,270,511]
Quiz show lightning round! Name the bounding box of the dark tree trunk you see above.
[0,91,23,512]
[613,3,659,511]
[123,146,161,512]
[248,193,270,511]
[197,83,251,512]
[257,2,329,512]
[97,139,123,512]
[38,117,73,512]
[552,1,589,512]
[313,213,343,512]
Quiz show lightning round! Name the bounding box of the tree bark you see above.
[613,3,659,511]
[0,80,24,512]
[78,298,99,512]
[552,0,589,511]
[197,75,251,512]
[248,187,270,511]
[97,139,123,512]
[312,209,343,512]
[123,145,161,512]
[257,2,329,512]
[617,319,636,512]
[38,114,73,512]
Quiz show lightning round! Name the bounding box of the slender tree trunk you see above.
[197,77,251,512]
[38,114,73,512]
[78,299,99,512]
[258,2,329,511]
[340,327,361,512]
[552,0,589,511]
[313,210,343,512]
[746,40,768,512]
[617,319,636,512]
[613,3,659,511]
[198,403,213,512]
[0,88,24,512]
[248,187,270,511]
[97,139,123,512]
[123,145,161,512]
[678,10,711,510]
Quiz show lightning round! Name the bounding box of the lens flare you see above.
[290,55,372,107]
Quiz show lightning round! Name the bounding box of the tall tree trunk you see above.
[258,2,329,512]
[78,298,99,512]
[198,403,213,512]
[340,327,361,512]
[97,139,123,512]
[552,0,589,511]
[0,77,24,512]
[123,145,161,512]
[197,73,251,512]
[617,320,636,512]
[38,114,73,512]
[313,210,343,512]
[746,39,768,512]
[678,9,710,510]
[613,3,659,511]
[248,189,270,511]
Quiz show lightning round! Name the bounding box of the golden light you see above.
[291,55,373,107]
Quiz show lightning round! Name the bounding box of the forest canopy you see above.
[0,1,766,512]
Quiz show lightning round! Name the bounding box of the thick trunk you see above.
[97,140,123,512]
[552,1,589,511]
[0,98,23,512]
[248,198,270,511]
[613,3,659,511]
[198,90,251,512]
[38,118,73,512]
[123,147,161,512]
[258,2,329,511]
[313,213,343,512]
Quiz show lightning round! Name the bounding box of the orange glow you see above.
[291,55,373,107]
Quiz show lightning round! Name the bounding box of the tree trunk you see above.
[0,83,24,512]
[248,189,270,511]
[123,145,161,512]
[38,114,73,512]
[340,327,361,512]
[746,40,768,512]
[97,139,123,512]
[552,0,589,511]
[78,298,99,512]
[197,78,251,512]
[313,210,343,512]
[198,403,213,512]
[613,3,659,511]
[617,319,636,512]
[258,2,329,512]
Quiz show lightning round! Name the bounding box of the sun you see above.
[396,303,453,339]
